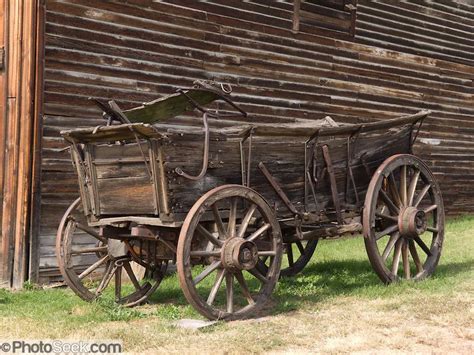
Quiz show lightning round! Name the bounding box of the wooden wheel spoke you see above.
[375,212,398,223]
[400,166,407,207]
[71,246,107,255]
[382,232,400,262]
[388,173,402,207]
[414,236,432,256]
[375,224,399,240]
[196,225,223,247]
[413,184,431,208]
[123,261,142,291]
[426,226,438,233]
[193,261,222,285]
[287,244,294,266]
[207,269,226,306]
[408,240,424,274]
[225,273,234,313]
[401,240,410,279]
[237,204,257,238]
[227,197,238,238]
[75,222,106,243]
[247,223,271,242]
[248,267,268,284]
[212,204,226,238]
[78,255,108,280]
[407,169,421,206]
[295,241,305,255]
[256,259,268,271]
[380,190,400,214]
[424,204,437,214]
[235,271,255,305]
[94,262,113,295]
[115,264,122,302]
[190,250,221,257]
[391,238,403,275]
[258,250,276,256]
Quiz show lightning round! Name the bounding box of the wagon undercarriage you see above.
[56,84,444,320]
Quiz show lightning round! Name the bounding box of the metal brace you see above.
[322,145,343,225]
[239,127,254,187]
[345,128,361,205]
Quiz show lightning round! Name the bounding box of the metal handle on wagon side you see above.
[175,112,210,181]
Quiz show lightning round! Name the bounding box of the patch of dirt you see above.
[1,290,472,354]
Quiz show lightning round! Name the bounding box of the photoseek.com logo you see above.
[0,340,122,354]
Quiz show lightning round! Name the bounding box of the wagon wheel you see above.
[56,198,166,306]
[257,229,318,277]
[280,238,318,277]
[177,185,283,320]
[363,154,445,283]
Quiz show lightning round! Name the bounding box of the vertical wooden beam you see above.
[1,0,40,288]
[346,0,358,38]
[292,0,301,33]
[0,0,22,288]
[0,0,6,285]
[12,0,38,289]
[28,0,45,284]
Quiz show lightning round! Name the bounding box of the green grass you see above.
[0,215,472,352]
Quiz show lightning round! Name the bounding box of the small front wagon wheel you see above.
[56,198,166,306]
[177,185,283,320]
[363,154,445,283]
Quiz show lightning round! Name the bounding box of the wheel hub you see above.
[221,237,258,270]
[398,207,427,238]
[107,239,128,258]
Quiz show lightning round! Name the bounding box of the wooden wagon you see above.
[56,83,444,320]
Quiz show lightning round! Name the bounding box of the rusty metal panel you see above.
[38,0,474,282]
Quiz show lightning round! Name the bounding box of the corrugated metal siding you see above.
[38,0,473,282]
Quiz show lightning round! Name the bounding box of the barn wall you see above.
[0,2,5,286]
[38,0,473,283]
[0,0,42,288]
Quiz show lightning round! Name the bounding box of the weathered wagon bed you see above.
[62,110,422,221]
[56,85,444,320]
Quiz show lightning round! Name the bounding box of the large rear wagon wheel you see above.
[56,198,166,306]
[363,154,445,283]
[177,185,283,320]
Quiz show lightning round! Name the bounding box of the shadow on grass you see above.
[434,259,473,278]
[271,258,473,315]
[0,290,12,305]
[144,257,472,318]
